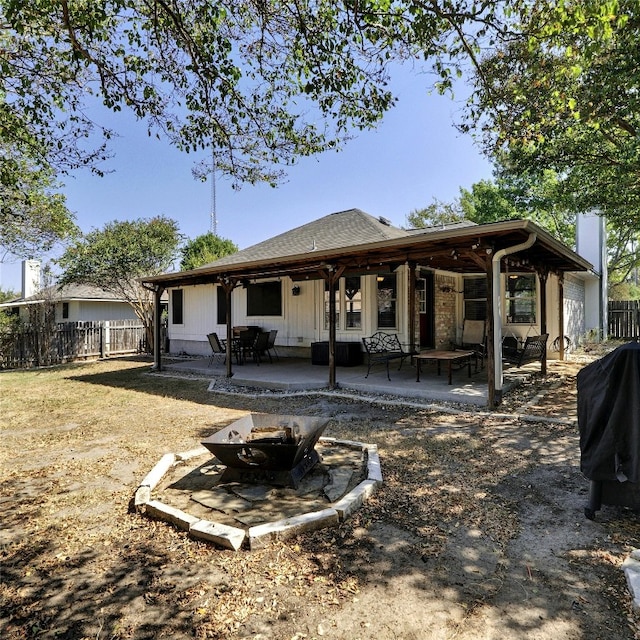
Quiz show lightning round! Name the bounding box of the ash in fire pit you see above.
[201,413,329,488]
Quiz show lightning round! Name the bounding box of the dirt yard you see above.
[1,356,638,640]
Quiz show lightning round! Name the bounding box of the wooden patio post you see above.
[408,261,417,356]
[220,278,235,378]
[153,285,164,371]
[558,274,565,362]
[485,258,497,407]
[538,269,548,375]
[328,271,337,389]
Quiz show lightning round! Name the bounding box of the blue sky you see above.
[1,70,494,293]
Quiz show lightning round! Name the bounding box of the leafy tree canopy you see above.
[0,140,77,259]
[57,216,181,349]
[179,233,238,271]
[405,199,465,229]
[462,0,640,229]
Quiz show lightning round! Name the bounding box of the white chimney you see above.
[576,211,608,340]
[21,260,41,298]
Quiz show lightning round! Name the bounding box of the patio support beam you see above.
[538,268,549,375]
[219,278,236,378]
[558,274,565,362]
[491,232,538,407]
[323,266,344,390]
[153,285,165,371]
[486,257,497,407]
[408,261,417,356]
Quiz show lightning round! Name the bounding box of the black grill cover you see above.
[577,341,640,483]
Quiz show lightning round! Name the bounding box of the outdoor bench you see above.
[502,333,549,367]
[361,332,415,380]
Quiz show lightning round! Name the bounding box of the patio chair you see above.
[451,319,486,368]
[207,332,226,366]
[245,331,272,365]
[266,329,279,362]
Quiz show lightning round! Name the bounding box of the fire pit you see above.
[201,413,330,488]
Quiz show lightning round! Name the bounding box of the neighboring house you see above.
[142,208,602,403]
[0,273,140,324]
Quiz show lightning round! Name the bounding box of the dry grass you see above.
[1,356,638,640]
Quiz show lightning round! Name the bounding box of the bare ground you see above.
[0,356,638,640]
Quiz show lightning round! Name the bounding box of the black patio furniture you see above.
[206,332,226,366]
[502,334,548,367]
[265,329,279,362]
[361,332,415,380]
[244,331,272,365]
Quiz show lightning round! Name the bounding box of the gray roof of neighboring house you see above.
[0,283,128,306]
[201,208,412,268]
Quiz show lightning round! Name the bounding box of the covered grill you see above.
[201,413,329,488]
[577,341,640,519]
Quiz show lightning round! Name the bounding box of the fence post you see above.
[104,321,110,357]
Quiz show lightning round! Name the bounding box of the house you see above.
[0,260,140,323]
[142,209,601,405]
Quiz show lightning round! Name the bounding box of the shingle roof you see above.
[1,283,127,305]
[201,208,410,268]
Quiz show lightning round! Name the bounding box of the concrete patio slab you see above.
[162,355,538,406]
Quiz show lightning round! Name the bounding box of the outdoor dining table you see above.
[415,349,475,385]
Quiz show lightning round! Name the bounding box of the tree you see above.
[405,199,465,229]
[1,141,77,259]
[1,0,404,188]
[57,216,181,351]
[461,0,640,229]
[459,171,577,247]
[179,233,238,271]
[0,286,18,303]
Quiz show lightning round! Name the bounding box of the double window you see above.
[462,274,537,324]
[324,276,362,330]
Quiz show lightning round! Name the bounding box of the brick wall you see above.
[434,274,457,348]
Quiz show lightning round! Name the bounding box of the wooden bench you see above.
[362,332,415,380]
[502,334,549,367]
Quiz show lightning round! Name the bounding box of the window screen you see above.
[216,287,227,325]
[247,281,282,316]
[463,276,487,321]
[172,289,184,324]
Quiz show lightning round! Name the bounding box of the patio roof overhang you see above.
[141,219,592,289]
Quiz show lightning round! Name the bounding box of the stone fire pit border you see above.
[134,438,382,551]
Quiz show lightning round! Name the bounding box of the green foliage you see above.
[1,0,402,187]
[0,286,19,303]
[462,0,640,229]
[405,199,465,228]
[0,141,77,258]
[57,216,181,350]
[179,233,238,271]
[58,216,181,291]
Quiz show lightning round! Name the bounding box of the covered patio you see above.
[144,217,593,407]
[162,355,542,406]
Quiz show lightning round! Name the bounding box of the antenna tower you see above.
[210,147,218,236]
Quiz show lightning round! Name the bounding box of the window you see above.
[171,289,184,325]
[463,276,487,321]
[344,276,362,329]
[377,274,397,329]
[247,281,282,316]
[505,274,537,323]
[216,287,227,325]
[62,302,69,319]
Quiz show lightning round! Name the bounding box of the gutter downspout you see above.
[492,232,537,404]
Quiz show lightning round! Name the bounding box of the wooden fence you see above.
[0,319,150,370]
[608,300,640,339]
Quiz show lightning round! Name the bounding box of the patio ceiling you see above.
[142,219,593,289]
